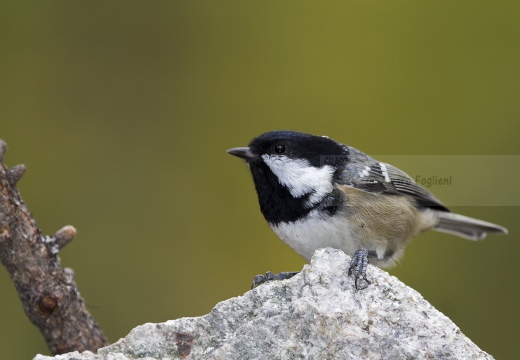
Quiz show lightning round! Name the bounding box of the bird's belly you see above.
[269,210,360,261]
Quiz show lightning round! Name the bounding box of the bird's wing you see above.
[344,161,450,211]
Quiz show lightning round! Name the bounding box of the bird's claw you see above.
[251,271,299,289]
[348,248,371,290]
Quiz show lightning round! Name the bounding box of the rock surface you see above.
[34,248,493,360]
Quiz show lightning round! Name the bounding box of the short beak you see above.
[227,147,256,160]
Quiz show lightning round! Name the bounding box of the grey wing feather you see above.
[344,161,450,211]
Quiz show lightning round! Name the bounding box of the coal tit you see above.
[227,130,508,289]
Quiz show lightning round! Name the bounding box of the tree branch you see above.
[0,139,108,355]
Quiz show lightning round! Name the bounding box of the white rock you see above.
[34,248,493,360]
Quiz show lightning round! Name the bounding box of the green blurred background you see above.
[1,1,519,359]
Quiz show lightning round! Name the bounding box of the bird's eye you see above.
[274,144,286,154]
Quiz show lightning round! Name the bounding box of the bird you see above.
[227,130,508,290]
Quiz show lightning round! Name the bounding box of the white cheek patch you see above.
[262,154,334,206]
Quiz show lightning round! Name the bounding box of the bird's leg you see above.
[251,271,299,289]
[348,248,376,290]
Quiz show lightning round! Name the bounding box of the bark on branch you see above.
[0,139,108,355]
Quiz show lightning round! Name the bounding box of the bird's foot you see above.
[251,271,299,289]
[348,248,371,290]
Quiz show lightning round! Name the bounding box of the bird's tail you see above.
[433,212,508,240]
